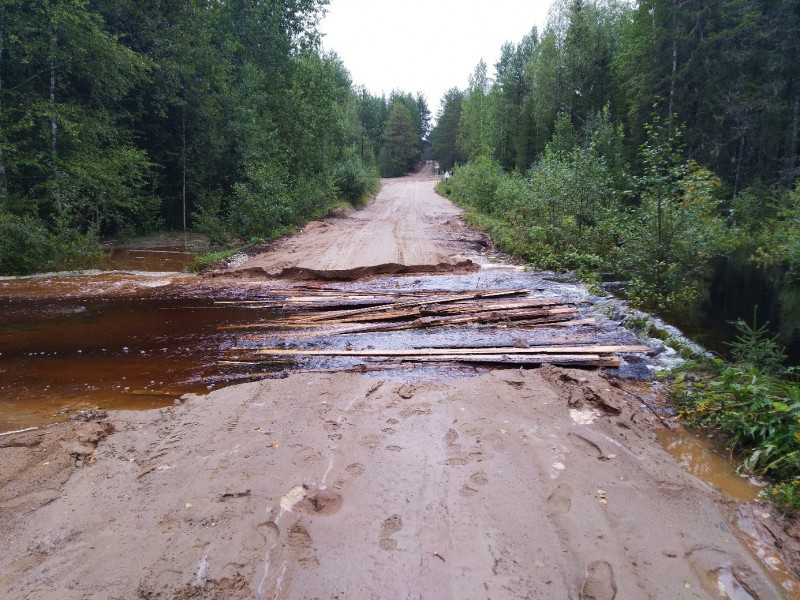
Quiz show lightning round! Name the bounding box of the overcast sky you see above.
[318,0,553,116]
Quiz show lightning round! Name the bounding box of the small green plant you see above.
[728,309,786,375]
[191,249,237,272]
[771,479,800,514]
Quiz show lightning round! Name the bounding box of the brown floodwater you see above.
[0,237,276,432]
[656,427,763,502]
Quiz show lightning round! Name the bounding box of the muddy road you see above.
[229,168,476,280]
[1,166,798,599]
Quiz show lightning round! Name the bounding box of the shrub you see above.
[332,158,379,205]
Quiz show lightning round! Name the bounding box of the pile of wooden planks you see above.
[217,287,649,370]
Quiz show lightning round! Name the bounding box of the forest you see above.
[0,0,428,274]
[432,0,800,344]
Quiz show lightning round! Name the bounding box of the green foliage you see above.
[332,157,379,205]
[379,102,419,177]
[191,248,237,273]
[729,311,787,375]
[673,318,800,511]
[621,120,725,308]
[0,212,101,275]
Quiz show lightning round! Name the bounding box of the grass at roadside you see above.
[669,318,800,512]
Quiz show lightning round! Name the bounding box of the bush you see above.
[0,212,102,275]
[0,214,52,275]
[332,158,379,205]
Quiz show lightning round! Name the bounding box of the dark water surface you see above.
[0,238,264,431]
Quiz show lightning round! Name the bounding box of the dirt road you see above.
[1,168,796,599]
[230,167,476,279]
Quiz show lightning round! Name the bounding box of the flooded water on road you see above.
[0,283,266,432]
[0,235,263,432]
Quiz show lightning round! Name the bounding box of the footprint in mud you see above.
[258,521,280,546]
[570,433,605,459]
[547,483,573,515]
[345,462,365,476]
[328,433,342,442]
[386,418,399,425]
[323,420,340,433]
[686,546,765,600]
[360,434,382,450]
[295,490,343,516]
[460,471,489,496]
[460,484,478,497]
[580,561,616,600]
[470,471,489,486]
[379,514,403,551]
[288,522,320,570]
[440,451,486,467]
[399,403,432,418]
[445,428,459,445]
[396,384,416,399]
[293,447,323,467]
[382,427,396,435]
[288,522,313,551]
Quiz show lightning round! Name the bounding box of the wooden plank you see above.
[295,289,530,323]
[284,305,576,327]
[399,354,621,367]
[222,308,579,334]
[248,344,650,357]
[221,353,621,368]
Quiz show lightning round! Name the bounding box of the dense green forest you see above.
[0,0,428,274]
[432,0,800,341]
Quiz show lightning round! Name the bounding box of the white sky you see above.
[318,0,553,116]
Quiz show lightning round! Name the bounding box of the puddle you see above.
[656,428,763,502]
[103,233,208,273]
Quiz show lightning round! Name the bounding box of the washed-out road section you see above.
[0,166,792,599]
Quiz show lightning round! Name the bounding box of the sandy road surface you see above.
[230,166,476,279]
[0,169,796,599]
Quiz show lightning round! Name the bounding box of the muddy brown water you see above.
[656,428,763,503]
[0,238,260,432]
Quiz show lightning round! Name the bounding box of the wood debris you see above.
[216,287,649,373]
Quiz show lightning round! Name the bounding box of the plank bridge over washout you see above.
[214,286,650,380]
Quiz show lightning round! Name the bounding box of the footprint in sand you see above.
[445,428,459,444]
[547,483,573,515]
[379,514,403,551]
[288,522,320,570]
[460,471,489,497]
[580,560,616,600]
[345,462,365,476]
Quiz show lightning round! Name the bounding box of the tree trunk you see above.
[0,26,7,207]
[49,25,61,212]
[786,97,799,186]
[182,102,187,231]
[734,134,746,198]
